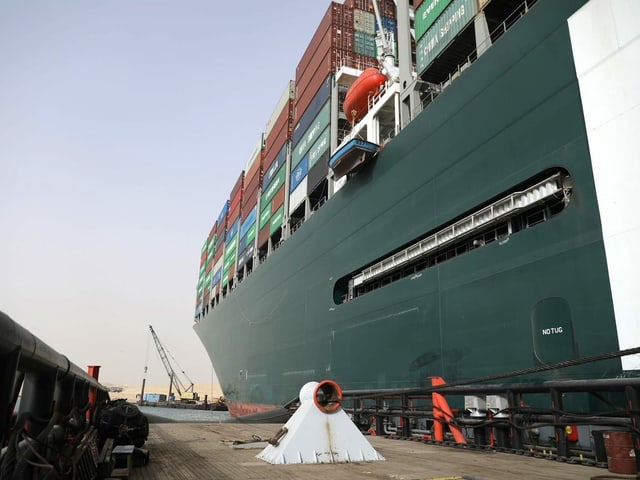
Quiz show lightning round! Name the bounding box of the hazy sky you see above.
[0,0,331,390]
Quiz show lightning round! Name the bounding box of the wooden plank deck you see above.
[128,422,607,479]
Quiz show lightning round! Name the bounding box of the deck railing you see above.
[413,0,537,121]
[340,346,640,463]
[0,310,109,477]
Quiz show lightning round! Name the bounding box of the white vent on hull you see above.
[353,172,567,287]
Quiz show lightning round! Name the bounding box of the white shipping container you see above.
[288,177,308,215]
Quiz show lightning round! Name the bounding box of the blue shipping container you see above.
[227,217,240,242]
[217,200,230,226]
[144,393,167,403]
[212,268,222,287]
[240,206,257,239]
[290,155,309,192]
[292,74,332,147]
[237,243,255,270]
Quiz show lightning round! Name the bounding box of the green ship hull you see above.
[195,0,638,418]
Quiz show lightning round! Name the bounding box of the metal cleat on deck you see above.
[257,380,384,464]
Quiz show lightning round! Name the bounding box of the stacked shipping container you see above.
[291,1,391,221]
[211,200,229,296]
[236,136,264,274]
[222,171,245,287]
[257,82,295,253]
[196,0,399,313]
[415,0,477,76]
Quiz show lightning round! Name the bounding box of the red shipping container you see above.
[214,246,224,263]
[271,184,286,212]
[349,52,378,70]
[296,25,333,84]
[230,171,245,201]
[263,129,289,174]
[296,37,334,93]
[258,223,271,249]
[244,174,262,200]
[337,24,355,52]
[228,204,241,227]
[229,187,242,215]
[245,154,263,184]
[208,221,217,240]
[203,291,209,305]
[263,100,293,157]
[296,24,354,86]
[344,0,394,17]
[343,3,354,27]
[242,188,259,215]
[296,5,335,80]
[216,216,227,233]
[294,56,341,121]
[382,0,396,19]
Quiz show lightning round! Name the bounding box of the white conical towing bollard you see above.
[257,380,384,464]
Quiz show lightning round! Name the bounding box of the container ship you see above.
[193,0,640,422]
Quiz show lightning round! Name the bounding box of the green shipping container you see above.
[415,0,453,41]
[292,101,330,169]
[416,0,477,75]
[260,164,286,207]
[269,205,285,235]
[259,203,272,230]
[208,234,216,254]
[308,127,330,169]
[245,222,257,245]
[224,236,238,264]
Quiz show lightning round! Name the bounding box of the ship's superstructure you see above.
[193,0,640,445]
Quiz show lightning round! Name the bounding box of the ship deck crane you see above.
[149,325,199,402]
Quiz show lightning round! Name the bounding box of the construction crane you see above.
[148,325,199,402]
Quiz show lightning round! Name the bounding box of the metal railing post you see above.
[20,369,57,437]
[551,388,568,458]
[0,349,21,446]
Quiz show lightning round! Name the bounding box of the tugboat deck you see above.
[130,422,600,480]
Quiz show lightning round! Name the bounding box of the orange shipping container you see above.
[258,223,270,249]
[263,129,289,174]
[244,174,262,200]
[228,204,241,227]
[245,154,263,184]
[242,187,259,215]
[230,171,245,201]
[271,184,286,211]
[296,3,343,80]
[229,187,242,215]
[263,102,292,161]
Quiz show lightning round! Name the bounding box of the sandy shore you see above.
[107,382,223,403]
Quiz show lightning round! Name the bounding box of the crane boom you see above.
[149,325,194,398]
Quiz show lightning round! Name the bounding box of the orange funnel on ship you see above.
[343,68,387,125]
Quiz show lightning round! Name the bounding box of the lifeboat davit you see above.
[343,68,387,125]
